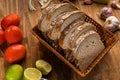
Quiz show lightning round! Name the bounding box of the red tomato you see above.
[0,29,6,45]
[1,14,20,30]
[5,25,23,44]
[4,44,26,64]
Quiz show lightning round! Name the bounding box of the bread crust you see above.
[68,23,97,49]
[59,20,84,49]
[38,3,77,33]
[47,10,85,40]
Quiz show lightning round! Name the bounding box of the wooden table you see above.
[0,0,120,80]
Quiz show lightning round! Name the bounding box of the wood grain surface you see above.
[0,0,120,80]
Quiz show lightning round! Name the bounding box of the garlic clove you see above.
[100,7,113,20]
[28,0,36,11]
[104,16,119,32]
[83,0,93,5]
[111,1,120,9]
[38,0,52,9]
[101,7,108,14]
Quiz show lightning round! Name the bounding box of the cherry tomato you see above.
[0,29,6,45]
[5,25,23,44]
[1,14,20,30]
[4,44,26,64]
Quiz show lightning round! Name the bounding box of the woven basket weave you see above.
[32,2,118,77]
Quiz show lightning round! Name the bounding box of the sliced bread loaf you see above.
[70,30,105,71]
[59,20,84,49]
[38,3,77,33]
[37,3,105,72]
[68,22,97,49]
[47,10,85,40]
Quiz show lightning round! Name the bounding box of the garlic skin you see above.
[28,0,36,11]
[104,16,119,32]
[100,7,113,20]
[38,0,52,9]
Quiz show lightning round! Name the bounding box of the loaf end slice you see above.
[72,30,105,71]
[38,3,77,33]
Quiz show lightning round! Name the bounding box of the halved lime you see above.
[24,68,42,80]
[36,60,52,75]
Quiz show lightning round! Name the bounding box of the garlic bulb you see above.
[38,0,52,9]
[100,7,112,20]
[104,16,119,32]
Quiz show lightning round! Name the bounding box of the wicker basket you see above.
[32,2,118,77]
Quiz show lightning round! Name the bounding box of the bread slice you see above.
[47,10,85,40]
[38,3,77,33]
[70,30,105,71]
[68,22,97,49]
[59,20,84,49]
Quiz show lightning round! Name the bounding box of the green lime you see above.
[5,64,23,80]
[24,68,42,80]
[36,59,52,75]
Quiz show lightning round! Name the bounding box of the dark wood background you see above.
[0,0,120,80]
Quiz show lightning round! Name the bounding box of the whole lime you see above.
[5,64,23,80]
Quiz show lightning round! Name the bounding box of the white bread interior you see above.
[72,30,105,71]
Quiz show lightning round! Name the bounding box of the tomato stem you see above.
[0,48,4,57]
[40,78,48,80]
